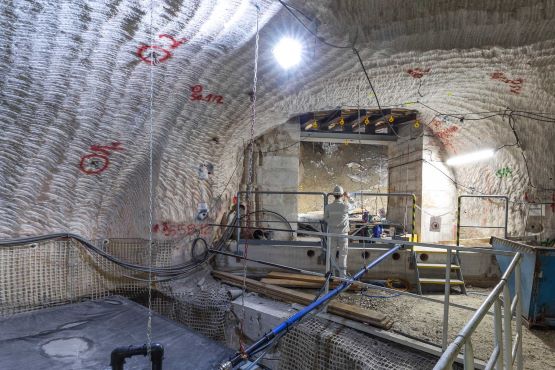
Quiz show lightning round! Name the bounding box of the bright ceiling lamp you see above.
[446,149,495,166]
[273,37,302,69]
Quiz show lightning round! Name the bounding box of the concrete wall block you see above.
[262,156,299,168]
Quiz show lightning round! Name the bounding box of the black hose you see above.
[0,214,238,280]
[191,237,209,263]
[247,209,294,232]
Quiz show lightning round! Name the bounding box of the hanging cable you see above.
[147,0,155,353]
[238,3,261,359]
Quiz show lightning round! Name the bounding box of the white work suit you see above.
[324,199,350,277]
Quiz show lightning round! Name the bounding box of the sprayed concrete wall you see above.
[0,1,553,243]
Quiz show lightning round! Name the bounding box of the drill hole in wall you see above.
[306,249,315,258]
[362,251,370,259]
[419,253,429,261]
[335,250,339,259]
[392,252,401,260]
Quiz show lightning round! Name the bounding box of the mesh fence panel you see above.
[0,238,230,343]
[279,318,438,370]
[1,239,450,368]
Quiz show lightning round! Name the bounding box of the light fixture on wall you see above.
[446,149,495,166]
[273,37,302,69]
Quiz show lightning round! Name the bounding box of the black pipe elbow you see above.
[110,343,164,370]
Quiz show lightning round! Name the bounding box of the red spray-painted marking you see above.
[429,118,459,151]
[407,68,430,79]
[137,45,172,65]
[491,71,524,94]
[524,192,533,203]
[79,142,124,175]
[152,222,210,237]
[190,85,224,104]
[159,34,187,49]
[137,34,188,65]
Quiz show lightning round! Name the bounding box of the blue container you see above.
[492,237,555,328]
[372,224,383,238]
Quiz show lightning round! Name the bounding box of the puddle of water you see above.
[41,337,92,358]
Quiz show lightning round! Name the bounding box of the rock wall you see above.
[299,142,388,214]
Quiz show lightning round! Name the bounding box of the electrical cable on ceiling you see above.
[277,0,400,138]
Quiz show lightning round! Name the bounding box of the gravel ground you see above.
[338,287,555,370]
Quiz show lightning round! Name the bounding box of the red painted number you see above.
[190,85,224,104]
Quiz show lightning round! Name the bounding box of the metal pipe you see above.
[494,299,504,370]
[235,190,328,254]
[433,252,521,370]
[503,284,513,369]
[464,339,474,370]
[459,226,506,229]
[514,261,523,370]
[484,346,500,370]
[220,224,517,256]
[442,247,452,350]
[457,197,462,247]
[219,245,402,370]
[325,225,331,297]
[457,195,509,246]
[110,343,164,370]
[238,191,328,196]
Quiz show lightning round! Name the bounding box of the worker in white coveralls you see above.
[324,185,351,277]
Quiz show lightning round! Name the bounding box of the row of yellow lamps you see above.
[312,115,398,129]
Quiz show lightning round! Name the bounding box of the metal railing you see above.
[218,224,522,368]
[235,191,328,251]
[457,195,509,246]
[347,191,417,242]
[434,250,523,370]
[232,192,522,369]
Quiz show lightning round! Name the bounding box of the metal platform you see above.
[0,296,233,369]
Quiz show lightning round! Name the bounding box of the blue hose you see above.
[220,244,403,369]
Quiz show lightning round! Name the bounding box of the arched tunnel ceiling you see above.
[0,0,554,238]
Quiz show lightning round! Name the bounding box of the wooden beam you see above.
[212,270,393,329]
[265,272,366,291]
[260,277,362,291]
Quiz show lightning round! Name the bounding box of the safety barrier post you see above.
[457,195,509,246]
[464,339,474,370]
[442,246,451,350]
[494,298,504,370]
[503,283,513,370]
[514,261,523,370]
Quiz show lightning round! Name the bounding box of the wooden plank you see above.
[260,278,361,291]
[212,270,392,329]
[260,278,323,289]
[264,272,365,291]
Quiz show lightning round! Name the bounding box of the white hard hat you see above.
[332,185,344,195]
